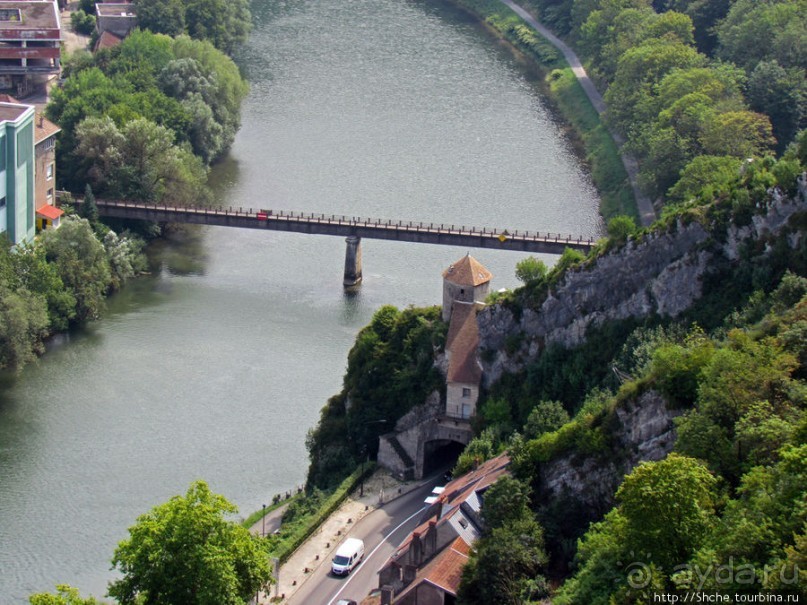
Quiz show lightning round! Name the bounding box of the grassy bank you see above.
[240,491,302,530]
[447,0,636,221]
[265,463,375,564]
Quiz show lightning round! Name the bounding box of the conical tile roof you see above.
[442,253,492,286]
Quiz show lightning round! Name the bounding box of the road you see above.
[287,478,441,605]
[499,0,657,227]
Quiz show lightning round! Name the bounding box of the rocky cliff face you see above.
[478,181,807,387]
[535,390,679,515]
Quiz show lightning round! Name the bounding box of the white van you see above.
[331,537,365,576]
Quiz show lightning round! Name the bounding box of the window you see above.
[46,163,53,180]
[462,388,471,398]
[0,196,5,209]
[47,188,53,201]
[43,138,54,150]
[0,8,21,21]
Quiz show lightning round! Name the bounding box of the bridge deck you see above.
[86,199,596,254]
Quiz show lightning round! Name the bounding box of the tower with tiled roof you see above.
[441,253,492,322]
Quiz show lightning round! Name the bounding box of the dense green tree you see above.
[134,0,186,37]
[81,184,99,224]
[482,475,534,530]
[716,0,807,72]
[108,481,271,605]
[75,117,125,193]
[515,256,549,284]
[580,0,653,78]
[134,0,250,54]
[746,60,806,151]
[459,477,549,605]
[605,38,706,133]
[306,305,446,489]
[667,155,742,201]
[70,10,95,35]
[618,454,718,570]
[605,215,637,243]
[454,428,500,476]
[74,117,210,205]
[554,455,716,603]
[39,217,112,322]
[523,400,570,439]
[9,243,76,331]
[0,282,49,371]
[184,0,251,55]
[699,110,776,158]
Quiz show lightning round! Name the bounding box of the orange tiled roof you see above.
[36,204,63,220]
[393,537,470,602]
[419,537,470,594]
[446,301,482,385]
[94,30,123,51]
[35,112,60,144]
[391,453,510,556]
[442,253,492,286]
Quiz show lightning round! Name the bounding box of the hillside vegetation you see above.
[455,150,807,601]
[451,0,804,209]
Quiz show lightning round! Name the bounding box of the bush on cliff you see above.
[305,305,447,490]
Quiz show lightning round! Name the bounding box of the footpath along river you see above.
[0,0,600,601]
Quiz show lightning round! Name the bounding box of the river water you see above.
[0,0,600,601]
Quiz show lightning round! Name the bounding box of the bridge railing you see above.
[80,197,596,247]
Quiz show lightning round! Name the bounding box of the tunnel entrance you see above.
[422,439,466,477]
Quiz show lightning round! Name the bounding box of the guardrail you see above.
[77,198,596,249]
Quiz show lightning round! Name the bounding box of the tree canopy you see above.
[47,31,248,198]
[108,481,271,605]
[134,0,251,55]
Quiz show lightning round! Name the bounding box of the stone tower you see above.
[441,253,492,322]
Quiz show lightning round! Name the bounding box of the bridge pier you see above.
[343,236,362,287]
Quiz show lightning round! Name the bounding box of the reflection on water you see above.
[0,0,600,601]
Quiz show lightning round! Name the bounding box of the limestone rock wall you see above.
[536,390,680,514]
[478,184,807,387]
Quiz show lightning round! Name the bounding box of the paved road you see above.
[499,0,657,227]
[287,479,441,605]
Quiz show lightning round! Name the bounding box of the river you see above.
[0,0,600,601]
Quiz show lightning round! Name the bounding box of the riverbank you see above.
[445,0,645,223]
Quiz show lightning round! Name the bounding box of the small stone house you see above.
[33,110,61,230]
[95,2,136,38]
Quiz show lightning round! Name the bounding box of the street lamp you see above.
[261,504,266,537]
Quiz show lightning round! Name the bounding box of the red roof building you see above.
[376,453,510,605]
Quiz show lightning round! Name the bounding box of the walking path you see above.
[499,0,657,227]
[253,469,425,603]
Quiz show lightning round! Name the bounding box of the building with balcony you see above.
[0,98,35,244]
[0,1,60,94]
